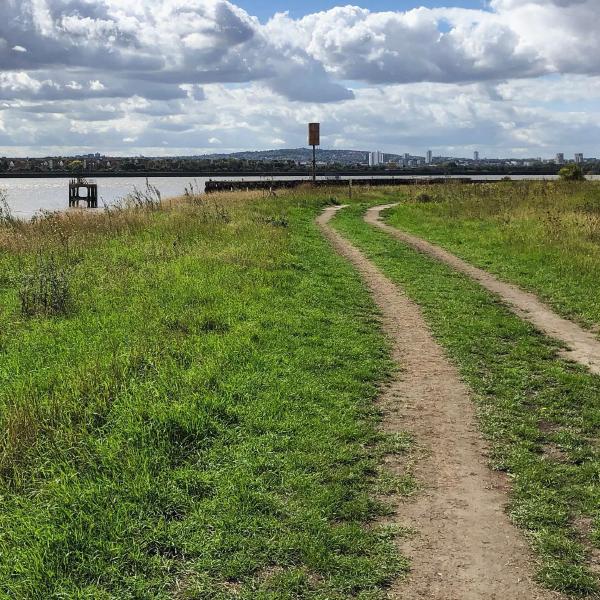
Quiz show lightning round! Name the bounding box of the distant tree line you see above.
[1,156,599,176]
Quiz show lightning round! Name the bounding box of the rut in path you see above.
[366,204,600,376]
[317,206,564,600]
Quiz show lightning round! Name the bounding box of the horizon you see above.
[0,147,591,162]
[0,0,598,158]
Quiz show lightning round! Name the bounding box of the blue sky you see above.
[236,0,488,20]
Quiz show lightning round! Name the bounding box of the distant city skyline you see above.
[0,0,598,158]
[2,149,594,166]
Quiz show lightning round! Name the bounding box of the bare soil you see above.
[317,206,564,600]
[366,204,600,376]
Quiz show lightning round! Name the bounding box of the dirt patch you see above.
[539,420,561,434]
[366,204,600,376]
[573,516,600,576]
[541,442,569,463]
[317,206,564,599]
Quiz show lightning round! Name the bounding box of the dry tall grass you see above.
[402,180,600,244]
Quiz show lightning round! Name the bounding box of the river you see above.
[0,174,595,219]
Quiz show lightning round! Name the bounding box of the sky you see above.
[235,0,489,21]
[0,0,599,158]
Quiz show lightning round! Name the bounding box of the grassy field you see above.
[381,181,600,329]
[3,182,599,598]
[0,191,409,598]
[333,198,600,595]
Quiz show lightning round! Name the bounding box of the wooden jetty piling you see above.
[69,177,98,208]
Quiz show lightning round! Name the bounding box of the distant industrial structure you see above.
[474,151,480,162]
[556,153,565,164]
[575,153,584,164]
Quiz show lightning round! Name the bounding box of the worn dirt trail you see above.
[366,204,600,376]
[317,206,564,600]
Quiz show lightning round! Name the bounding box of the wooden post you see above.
[308,123,320,185]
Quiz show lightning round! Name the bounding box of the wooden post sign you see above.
[308,122,320,147]
[309,123,320,183]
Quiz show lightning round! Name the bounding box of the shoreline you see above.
[0,169,565,179]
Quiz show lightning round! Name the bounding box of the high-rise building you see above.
[575,153,584,164]
[555,153,565,164]
[474,151,480,161]
[368,151,385,167]
[426,150,433,164]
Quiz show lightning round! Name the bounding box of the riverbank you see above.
[7,174,592,220]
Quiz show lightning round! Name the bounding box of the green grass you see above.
[333,201,600,596]
[0,194,409,598]
[382,181,600,329]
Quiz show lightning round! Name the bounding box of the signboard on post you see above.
[308,123,320,183]
[308,123,320,146]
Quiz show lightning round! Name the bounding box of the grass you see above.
[332,199,600,596]
[0,192,410,598]
[4,180,598,597]
[382,181,600,329]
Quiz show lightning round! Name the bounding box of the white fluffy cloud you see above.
[0,0,599,156]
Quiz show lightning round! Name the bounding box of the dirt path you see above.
[366,204,600,376]
[317,206,564,600]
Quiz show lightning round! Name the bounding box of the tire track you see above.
[317,205,564,600]
[366,204,600,376]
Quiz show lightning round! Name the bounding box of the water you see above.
[1,174,596,219]
[0,175,316,218]
[0,177,208,219]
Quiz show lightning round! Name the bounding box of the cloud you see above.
[0,0,598,156]
[286,7,541,84]
[490,0,600,76]
[3,0,599,91]
[0,0,353,102]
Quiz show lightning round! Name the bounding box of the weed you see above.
[183,179,204,205]
[18,253,72,317]
[0,189,17,228]
[256,214,290,228]
[415,192,434,203]
[124,178,162,210]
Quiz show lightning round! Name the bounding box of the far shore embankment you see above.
[0,168,562,179]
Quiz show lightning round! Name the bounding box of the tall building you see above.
[473,151,480,161]
[368,151,385,167]
[555,153,565,164]
[426,150,433,164]
[575,153,584,164]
